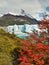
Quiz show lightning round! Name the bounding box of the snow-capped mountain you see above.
[0,13,39,26]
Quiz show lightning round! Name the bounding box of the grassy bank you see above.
[0,29,21,65]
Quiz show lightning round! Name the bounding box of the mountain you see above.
[0,13,39,26]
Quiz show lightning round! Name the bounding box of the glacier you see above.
[6,24,47,38]
[6,24,39,34]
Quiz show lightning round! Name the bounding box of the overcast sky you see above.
[0,0,49,20]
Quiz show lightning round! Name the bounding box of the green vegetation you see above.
[0,29,21,65]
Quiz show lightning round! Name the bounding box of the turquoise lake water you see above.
[16,33,29,39]
[16,34,26,38]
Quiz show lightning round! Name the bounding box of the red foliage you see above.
[16,19,49,65]
[17,40,49,65]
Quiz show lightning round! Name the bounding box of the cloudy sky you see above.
[0,0,49,20]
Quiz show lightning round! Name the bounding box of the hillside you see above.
[0,13,39,26]
[0,29,21,65]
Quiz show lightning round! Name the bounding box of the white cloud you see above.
[0,0,49,20]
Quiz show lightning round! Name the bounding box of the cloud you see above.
[0,0,49,20]
[39,0,49,9]
[0,0,7,7]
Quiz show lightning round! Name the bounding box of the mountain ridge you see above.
[0,13,39,26]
